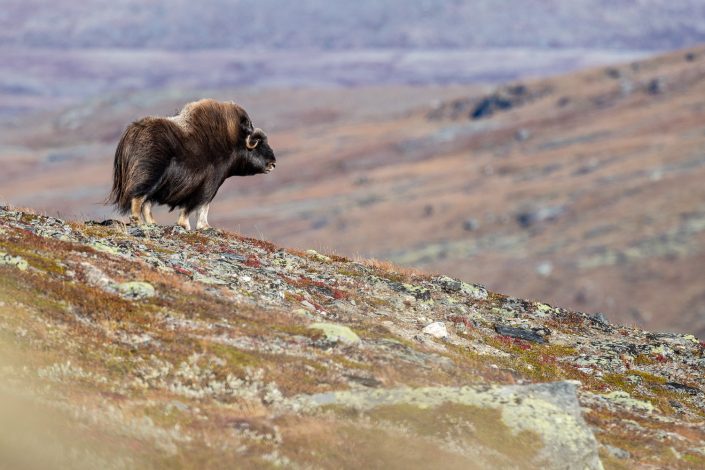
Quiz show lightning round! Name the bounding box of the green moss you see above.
[280,418,481,470]
[0,269,68,314]
[19,213,40,224]
[364,296,391,308]
[627,370,667,385]
[348,323,393,341]
[80,225,117,239]
[603,373,637,394]
[377,271,408,283]
[683,453,705,467]
[0,241,65,275]
[275,323,323,340]
[634,354,656,366]
[283,291,304,303]
[368,402,542,464]
[206,344,261,371]
[331,355,372,371]
[179,232,211,246]
[337,268,362,278]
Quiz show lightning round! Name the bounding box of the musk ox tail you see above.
[107,119,175,214]
[107,124,140,214]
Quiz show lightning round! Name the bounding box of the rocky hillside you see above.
[5,46,705,339]
[0,206,704,468]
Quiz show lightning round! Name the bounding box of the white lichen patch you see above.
[37,361,108,384]
[602,391,655,412]
[132,354,283,405]
[0,251,28,270]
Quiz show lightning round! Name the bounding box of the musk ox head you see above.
[244,128,276,174]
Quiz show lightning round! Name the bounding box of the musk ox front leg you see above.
[130,196,146,224]
[196,204,211,230]
[177,208,191,230]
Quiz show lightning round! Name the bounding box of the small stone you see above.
[222,253,247,263]
[516,205,565,228]
[305,249,331,262]
[533,303,553,317]
[308,322,361,345]
[682,334,699,344]
[494,324,548,344]
[434,276,488,300]
[86,219,125,228]
[402,284,432,301]
[128,227,146,237]
[117,281,156,299]
[665,382,702,396]
[422,322,448,339]
[168,225,187,235]
[90,241,121,255]
[192,273,228,285]
[589,312,609,325]
[605,444,630,460]
[462,218,479,231]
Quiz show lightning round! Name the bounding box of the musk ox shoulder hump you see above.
[167,99,250,137]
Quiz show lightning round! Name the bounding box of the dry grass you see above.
[360,257,433,282]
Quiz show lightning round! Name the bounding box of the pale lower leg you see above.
[196,204,210,230]
[177,208,191,230]
[142,201,156,224]
[130,196,145,224]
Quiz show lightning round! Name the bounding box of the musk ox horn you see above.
[246,128,265,150]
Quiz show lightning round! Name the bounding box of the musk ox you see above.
[108,99,275,230]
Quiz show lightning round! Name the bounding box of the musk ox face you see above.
[245,128,276,174]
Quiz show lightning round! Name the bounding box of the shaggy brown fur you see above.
[108,99,275,228]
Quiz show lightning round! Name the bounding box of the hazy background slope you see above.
[2,0,705,337]
[3,0,705,50]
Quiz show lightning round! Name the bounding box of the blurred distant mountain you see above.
[3,0,705,51]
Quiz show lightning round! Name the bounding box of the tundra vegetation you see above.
[0,206,704,469]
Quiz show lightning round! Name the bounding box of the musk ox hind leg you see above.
[141,201,156,225]
[130,196,146,224]
[177,208,191,230]
[196,204,211,230]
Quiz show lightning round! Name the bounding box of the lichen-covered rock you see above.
[434,275,488,300]
[308,322,361,345]
[89,241,122,255]
[117,281,156,299]
[294,381,602,470]
[422,321,448,339]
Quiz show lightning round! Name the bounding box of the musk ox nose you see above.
[266,161,275,172]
